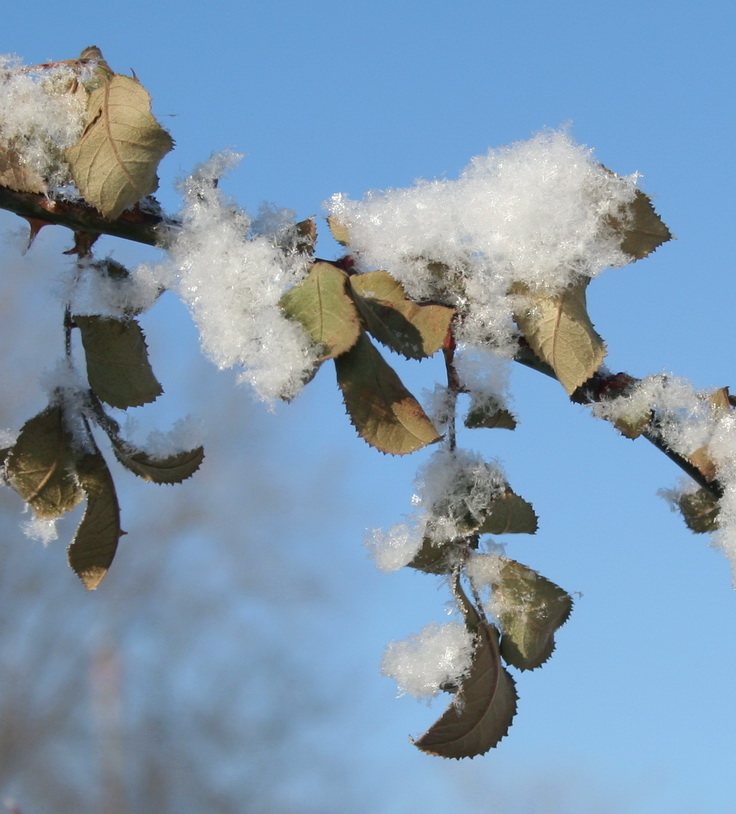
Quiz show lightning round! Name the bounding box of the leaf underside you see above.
[350,271,454,360]
[335,332,441,455]
[492,557,573,670]
[4,404,84,518]
[75,315,163,409]
[67,451,122,590]
[477,488,538,535]
[414,622,517,758]
[112,443,204,484]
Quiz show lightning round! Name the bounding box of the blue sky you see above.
[3,2,736,812]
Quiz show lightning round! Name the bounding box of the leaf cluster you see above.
[281,262,454,454]
[2,45,724,765]
[1,46,172,220]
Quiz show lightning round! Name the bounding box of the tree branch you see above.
[514,341,724,499]
[0,185,179,247]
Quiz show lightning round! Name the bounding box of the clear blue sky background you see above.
[3,2,736,812]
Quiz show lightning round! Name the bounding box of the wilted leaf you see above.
[465,399,517,431]
[413,622,517,758]
[350,271,454,359]
[68,451,122,590]
[280,262,361,359]
[4,405,84,518]
[335,332,441,454]
[513,278,606,395]
[112,443,204,484]
[65,74,174,219]
[327,216,350,245]
[608,188,672,261]
[676,487,720,534]
[74,315,163,408]
[477,489,538,535]
[490,558,573,671]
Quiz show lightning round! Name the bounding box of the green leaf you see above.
[335,332,441,455]
[513,278,606,395]
[349,271,454,359]
[407,536,474,575]
[464,399,517,431]
[676,487,720,534]
[279,262,361,359]
[477,488,538,535]
[68,451,122,590]
[490,558,573,671]
[608,188,672,261]
[4,405,84,518]
[413,622,517,758]
[74,315,163,409]
[65,74,174,219]
[112,443,204,484]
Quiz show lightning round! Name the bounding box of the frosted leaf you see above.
[169,153,319,403]
[67,259,166,317]
[0,55,86,189]
[367,448,507,574]
[416,448,506,541]
[592,375,705,453]
[326,130,639,351]
[381,622,476,698]
[250,202,298,239]
[122,415,203,457]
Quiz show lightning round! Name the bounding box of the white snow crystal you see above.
[169,153,319,403]
[21,515,59,546]
[381,622,476,698]
[364,523,423,572]
[0,55,86,188]
[327,129,639,353]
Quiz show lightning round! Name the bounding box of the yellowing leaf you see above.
[4,405,84,518]
[335,332,441,455]
[350,271,454,359]
[513,278,606,395]
[327,216,350,246]
[66,74,173,219]
[112,443,204,484]
[491,558,573,671]
[74,315,163,409]
[68,451,122,590]
[279,262,361,359]
[413,622,517,758]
